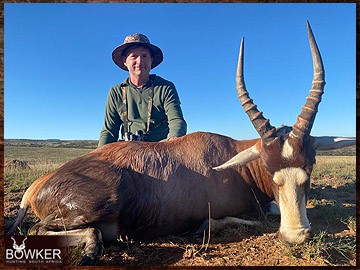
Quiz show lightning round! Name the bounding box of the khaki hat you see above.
[112,33,163,71]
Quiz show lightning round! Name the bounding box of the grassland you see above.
[3,141,356,266]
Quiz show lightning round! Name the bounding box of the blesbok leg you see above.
[195,217,262,238]
[28,213,104,264]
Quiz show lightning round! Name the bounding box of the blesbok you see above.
[7,21,355,263]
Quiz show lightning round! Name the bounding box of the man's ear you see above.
[122,56,127,67]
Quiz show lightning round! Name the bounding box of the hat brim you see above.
[112,43,163,71]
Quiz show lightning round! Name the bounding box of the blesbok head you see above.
[214,21,325,244]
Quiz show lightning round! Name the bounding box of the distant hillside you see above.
[316,145,356,156]
[5,139,98,149]
[4,139,356,156]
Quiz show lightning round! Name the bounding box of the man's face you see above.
[123,46,153,78]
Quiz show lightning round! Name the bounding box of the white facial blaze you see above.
[273,167,311,244]
[281,139,294,159]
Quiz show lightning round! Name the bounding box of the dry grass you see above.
[311,156,355,185]
[5,145,92,166]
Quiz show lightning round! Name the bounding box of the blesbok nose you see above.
[278,226,312,245]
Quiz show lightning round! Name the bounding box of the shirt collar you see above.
[122,74,156,88]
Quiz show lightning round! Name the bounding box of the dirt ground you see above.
[4,179,356,267]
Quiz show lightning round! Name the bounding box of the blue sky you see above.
[4,3,356,140]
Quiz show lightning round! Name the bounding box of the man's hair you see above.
[122,44,153,58]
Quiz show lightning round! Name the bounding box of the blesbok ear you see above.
[312,136,356,150]
[213,145,260,171]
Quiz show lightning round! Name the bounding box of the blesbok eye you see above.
[273,172,284,186]
[295,169,308,185]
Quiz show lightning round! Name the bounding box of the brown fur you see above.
[10,132,275,241]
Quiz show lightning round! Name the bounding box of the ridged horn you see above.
[290,21,326,139]
[236,37,276,143]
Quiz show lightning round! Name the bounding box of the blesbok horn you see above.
[290,21,326,139]
[236,37,277,144]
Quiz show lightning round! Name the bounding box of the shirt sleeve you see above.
[163,83,187,139]
[98,87,122,147]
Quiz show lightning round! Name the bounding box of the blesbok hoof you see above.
[265,200,280,215]
[194,218,217,239]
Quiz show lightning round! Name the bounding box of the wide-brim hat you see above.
[112,33,163,71]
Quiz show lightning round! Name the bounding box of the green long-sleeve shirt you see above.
[98,75,187,146]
